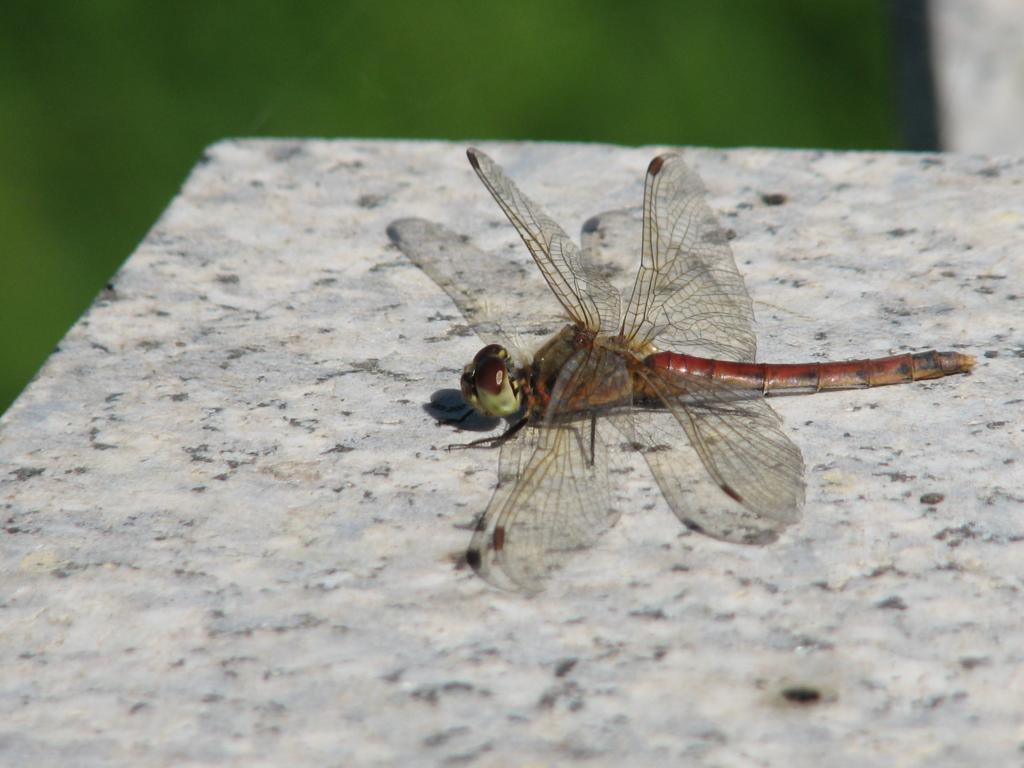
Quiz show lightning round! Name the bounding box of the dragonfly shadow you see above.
[425,389,501,432]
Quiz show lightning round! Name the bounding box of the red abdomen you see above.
[644,350,974,395]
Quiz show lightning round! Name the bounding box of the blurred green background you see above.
[1,0,913,416]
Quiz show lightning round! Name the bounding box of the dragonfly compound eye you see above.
[473,343,508,365]
[462,352,521,417]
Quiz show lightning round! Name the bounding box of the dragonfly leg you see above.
[447,417,528,452]
[438,406,475,426]
[588,413,597,467]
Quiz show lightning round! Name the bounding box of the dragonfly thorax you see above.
[461,343,524,417]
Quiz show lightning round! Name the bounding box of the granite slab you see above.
[1,139,1021,766]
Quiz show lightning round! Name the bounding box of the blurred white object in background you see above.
[931,0,1024,153]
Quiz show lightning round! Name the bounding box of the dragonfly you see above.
[390,148,974,592]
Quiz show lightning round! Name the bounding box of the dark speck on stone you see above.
[554,658,577,678]
[959,656,989,670]
[781,686,822,704]
[877,596,907,610]
[357,194,386,209]
[324,444,355,454]
[10,467,45,481]
[270,144,303,162]
[761,193,787,206]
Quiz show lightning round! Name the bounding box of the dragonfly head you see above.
[461,344,523,418]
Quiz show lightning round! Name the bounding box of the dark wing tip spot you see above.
[721,483,744,503]
[493,525,506,551]
[466,548,482,570]
[466,148,481,170]
[648,155,667,176]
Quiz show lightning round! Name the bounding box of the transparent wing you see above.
[622,154,757,362]
[579,207,645,296]
[387,217,561,344]
[634,365,804,543]
[467,148,622,335]
[467,348,629,591]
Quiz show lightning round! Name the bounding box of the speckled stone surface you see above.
[1,139,1021,767]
